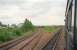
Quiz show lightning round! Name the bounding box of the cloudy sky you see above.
[0,0,67,26]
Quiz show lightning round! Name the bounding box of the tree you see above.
[0,22,2,26]
[0,22,7,27]
[21,19,34,32]
[11,24,17,28]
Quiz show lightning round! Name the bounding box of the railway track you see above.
[0,28,46,50]
[42,29,65,50]
[0,28,65,50]
[0,32,41,50]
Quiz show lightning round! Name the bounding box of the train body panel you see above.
[65,0,77,50]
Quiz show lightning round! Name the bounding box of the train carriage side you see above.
[65,0,77,50]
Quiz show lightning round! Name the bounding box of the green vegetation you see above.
[20,19,35,32]
[0,19,35,43]
[43,26,59,32]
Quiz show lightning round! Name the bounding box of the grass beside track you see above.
[0,27,35,44]
[43,26,59,32]
[0,28,35,44]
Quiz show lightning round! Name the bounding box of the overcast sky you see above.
[0,0,67,26]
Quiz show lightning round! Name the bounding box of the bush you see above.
[0,19,35,43]
[14,29,21,36]
[0,30,12,42]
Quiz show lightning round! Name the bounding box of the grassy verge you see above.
[43,26,59,32]
[0,27,35,44]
